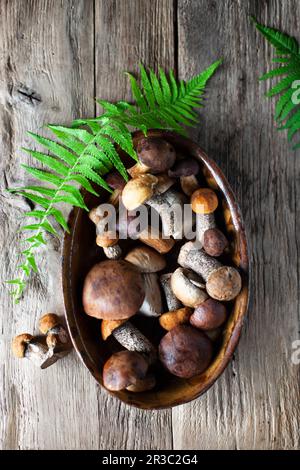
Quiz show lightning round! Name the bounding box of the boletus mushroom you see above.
[128,137,176,177]
[103,350,155,392]
[159,325,213,378]
[82,260,145,320]
[190,298,227,331]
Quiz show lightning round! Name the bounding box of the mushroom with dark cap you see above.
[190,298,227,331]
[82,260,145,320]
[128,137,176,177]
[168,157,200,195]
[159,325,213,378]
[103,350,155,392]
[178,242,242,301]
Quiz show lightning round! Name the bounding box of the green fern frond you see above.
[8,62,221,302]
[253,17,300,147]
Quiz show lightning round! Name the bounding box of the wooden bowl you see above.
[62,130,249,409]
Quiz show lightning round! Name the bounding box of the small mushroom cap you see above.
[206,266,242,301]
[103,350,148,391]
[180,175,199,196]
[96,231,119,248]
[82,260,145,320]
[191,188,219,214]
[203,228,228,257]
[137,137,176,174]
[101,319,127,340]
[106,171,126,190]
[190,298,227,330]
[126,374,156,392]
[159,325,213,378]
[122,174,158,210]
[171,267,208,308]
[12,333,33,358]
[168,157,199,178]
[125,246,166,273]
[159,307,193,331]
[39,313,60,334]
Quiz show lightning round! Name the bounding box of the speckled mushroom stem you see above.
[146,189,188,239]
[178,242,242,301]
[160,273,182,311]
[196,213,216,244]
[113,322,157,365]
[178,242,221,280]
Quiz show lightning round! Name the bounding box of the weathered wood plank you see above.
[0,0,98,450]
[173,0,300,450]
[94,0,174,450]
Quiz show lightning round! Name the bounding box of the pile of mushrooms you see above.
[82,136,242,393]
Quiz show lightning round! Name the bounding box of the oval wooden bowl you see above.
[62,130,249,409]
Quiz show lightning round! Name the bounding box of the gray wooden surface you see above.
[0,0,299,450]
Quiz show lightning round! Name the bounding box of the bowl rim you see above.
[62,130,250,410]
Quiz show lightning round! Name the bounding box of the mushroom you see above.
[190,298,227,331]
[125,246,166,273]
[160,273,182,311]
[82,260,145,320]
[39,313,72,358]
[128,137,176,177]
[138,226,175,254]
[101,320,156,365]
[106,171,127,191]
[122,174,158,210]
[178,241,242,301]
[139,273,163,317]
[103,350,155,392]
[168,157,200,197]
[171,267,208,308]
[180,175,199,196]
[89,204,122,259]
[159,273,192,330]
[12,334,58,369]
[159,325,213,378]
[146,189,191,239]
[159,307,193,331]
[191,187,228,256]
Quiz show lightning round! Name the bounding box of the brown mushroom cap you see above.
[101,319,127,340]
[122,174,158,210]
[12,333,33,358]
[159,325,213,378]
[82,260,145,320]
[168,157,199,178]
[190,298,227,330]
[39,313,60,334]
[137,137,176,174]
[206,266,242,301]
[103,350,148,391]
[96,231,119,248]
[125,246,166,273]
[203,228,228,257]
[191,188,219,214]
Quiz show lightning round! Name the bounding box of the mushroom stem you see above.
[160,273,182,311]
[196,213,216,244]
[139,273,163,317]
[112,322,157,365]
[178,241,242,301]
[146,189,188,238]
[103,245,122,260]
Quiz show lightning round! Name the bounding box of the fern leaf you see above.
[27,132,77,166]
[253,18,300,147]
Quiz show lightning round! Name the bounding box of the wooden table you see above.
[1,0,299,450]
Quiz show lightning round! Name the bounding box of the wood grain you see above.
[93,0,174,449]
[173,0,300,450]
[0,0,299,450]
